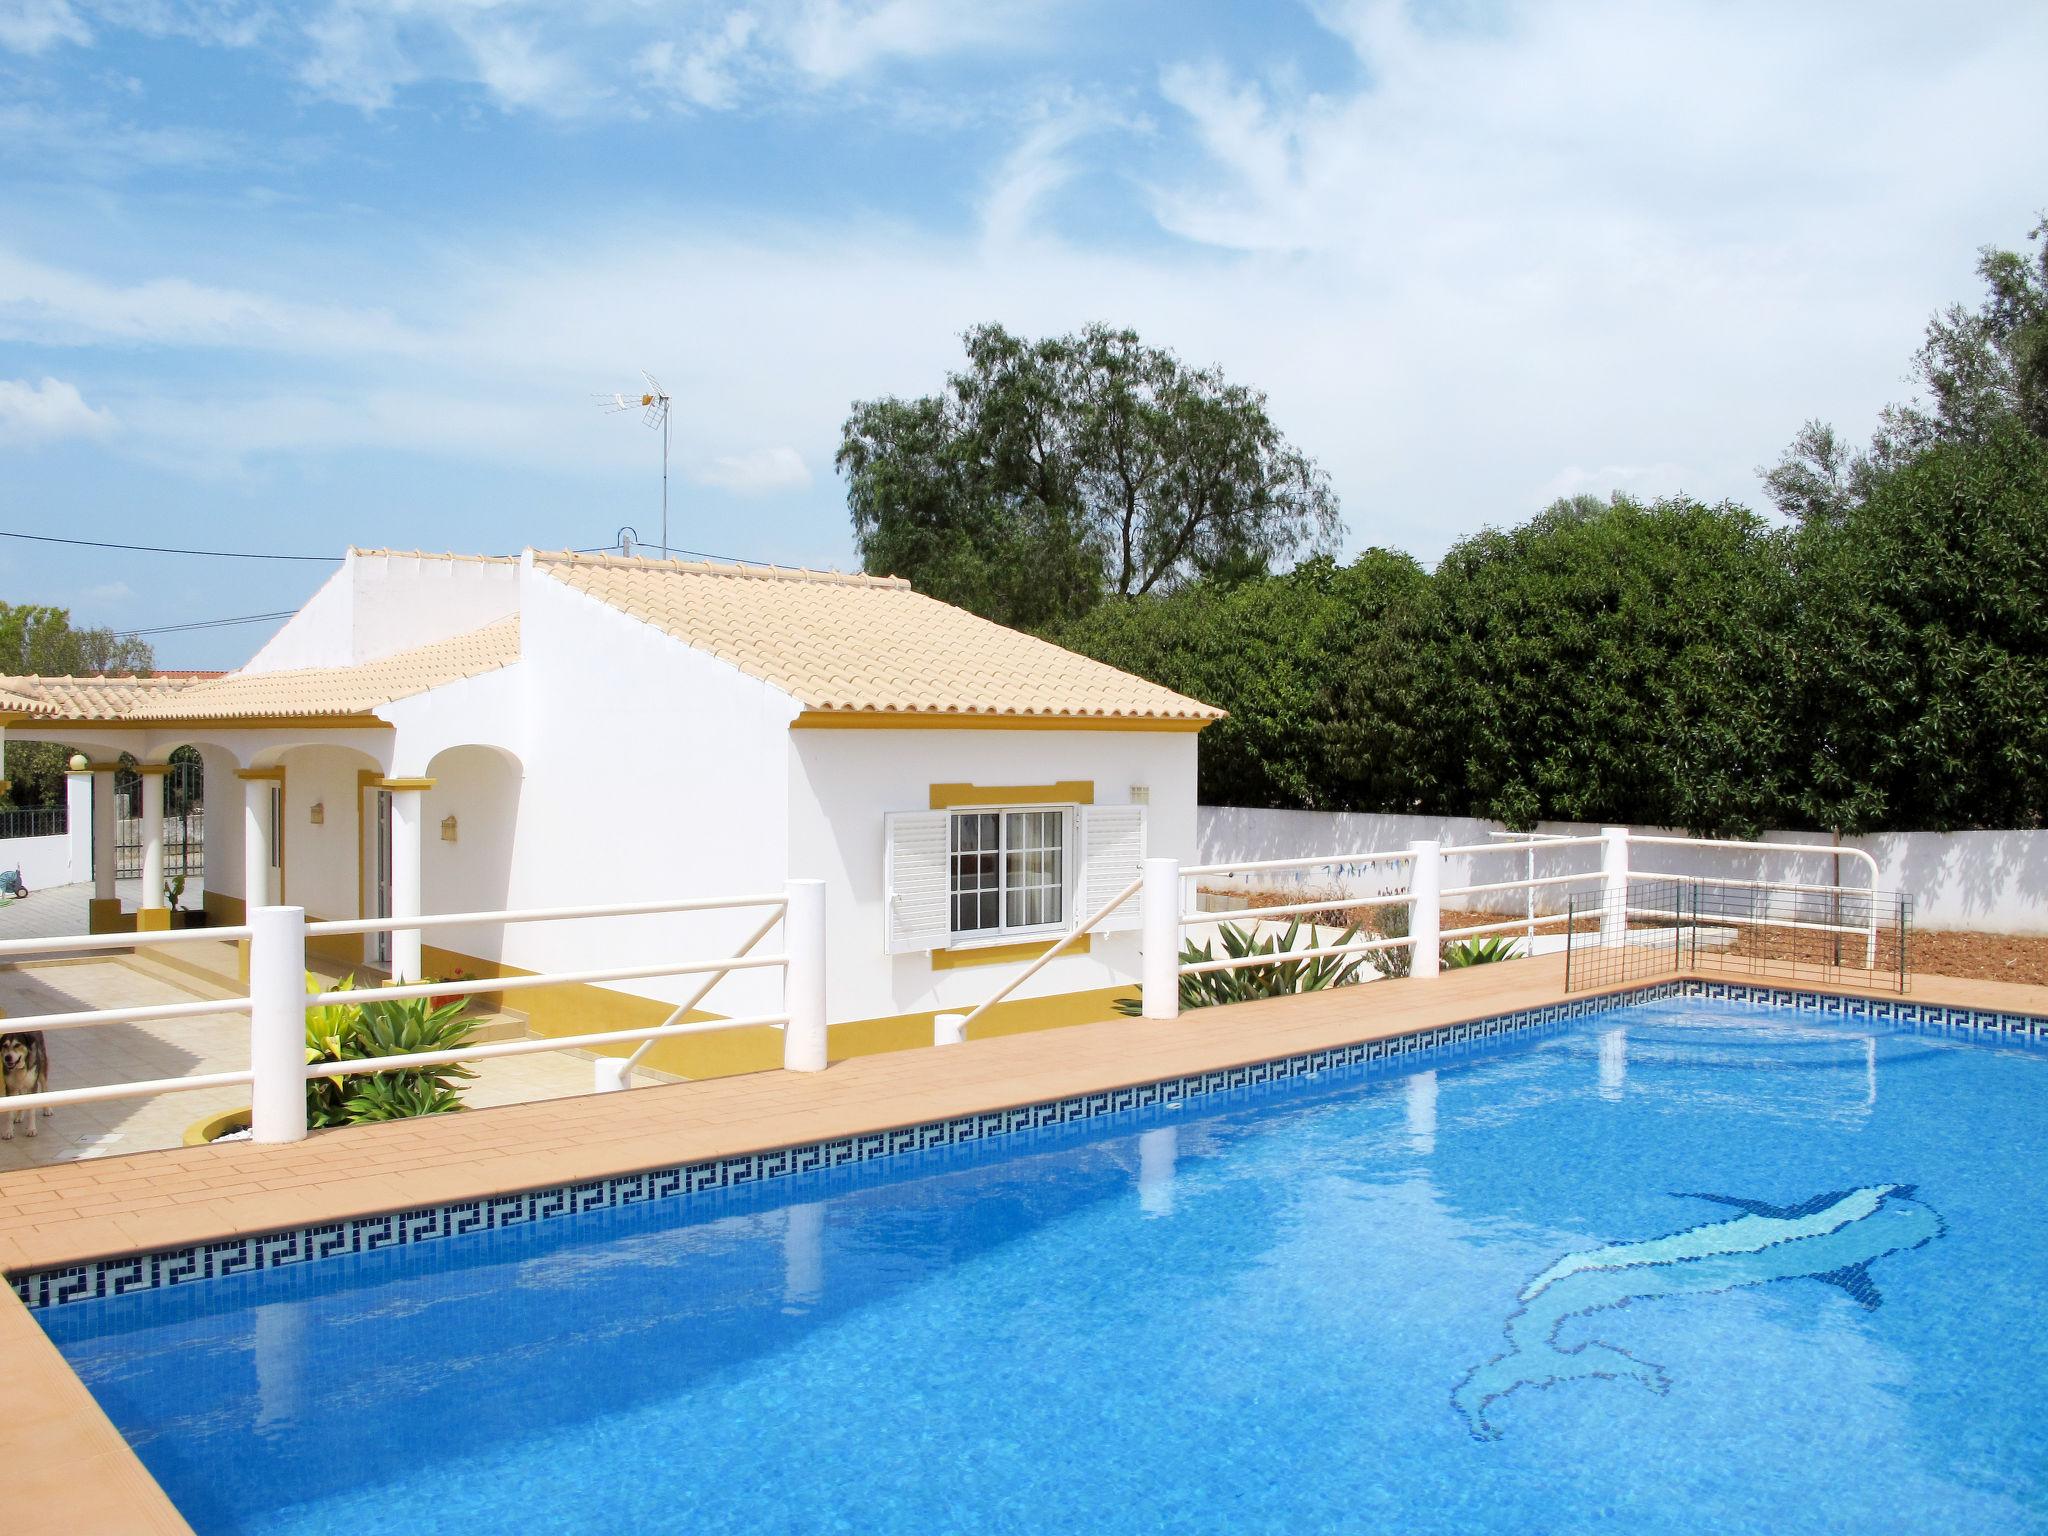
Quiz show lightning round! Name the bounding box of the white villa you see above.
[0,549,1220,1077]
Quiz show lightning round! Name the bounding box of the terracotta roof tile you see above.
[534,552,1222,722]
[0,675,193,720]
[0,621,519,724]
[126,618,520,719]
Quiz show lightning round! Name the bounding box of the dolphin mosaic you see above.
[1453,1183,1945,1440]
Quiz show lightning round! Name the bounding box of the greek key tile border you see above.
[16,980,2042,1311]
[1679,979,2048,1044]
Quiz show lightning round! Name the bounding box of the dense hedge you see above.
[1055,424,2048,835]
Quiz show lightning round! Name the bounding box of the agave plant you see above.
[303,973,477,1128]
[1443,935,1520,968]
[344,1074,467,1123]
[1115,918,1371,1015]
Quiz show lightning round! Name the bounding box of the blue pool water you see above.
[39,998,2048,1534]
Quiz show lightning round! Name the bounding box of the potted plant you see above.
[429,967,471,1012]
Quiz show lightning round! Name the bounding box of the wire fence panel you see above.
[1564,878,1911,994]
[0,805,67,840]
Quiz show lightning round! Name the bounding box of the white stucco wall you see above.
[0,832,76,889]
[789,727,1200,1024]
[277,745,377,922]
[1198,807,2048,935]
[479,560,797,1015]
[415,745,521,967]
[242,552,518,674]
[242,564,354,673]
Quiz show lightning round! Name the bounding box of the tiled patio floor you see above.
[0,918,604,1173]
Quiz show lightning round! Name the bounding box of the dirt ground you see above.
[1214,887,2048,987]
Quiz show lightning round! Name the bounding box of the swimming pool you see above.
[38,995,2048,1534]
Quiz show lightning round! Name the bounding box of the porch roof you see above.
[0,617,520,727]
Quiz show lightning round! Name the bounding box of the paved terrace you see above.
[0,884,599,1171]
[4,958,2045,1534]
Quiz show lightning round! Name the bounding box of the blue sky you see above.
[2,0,2046,666]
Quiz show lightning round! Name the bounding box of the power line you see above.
[118,610,299,637]
[5,528,772,567]
[0,530,343,562]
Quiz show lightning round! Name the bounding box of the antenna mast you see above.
[599,374,674,558]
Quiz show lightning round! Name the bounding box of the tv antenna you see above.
[600,373,672,558]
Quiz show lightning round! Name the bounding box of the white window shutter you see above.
[884,811,951,954]
[1079,805,1146,932]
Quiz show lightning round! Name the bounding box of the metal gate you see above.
[114,757,205,880]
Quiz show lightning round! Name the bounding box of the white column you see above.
[1140,857,1182,1020]
[1599,1027,1628,1100]
[782,878,828,1071]
[64,760,92,883]
[387,784,426,982]
[1138,1126,1178,1215]
[242,773,274,913]
[1405,1069,1439,1154]
[249,904,309,1144]
[1600,826,1630,950]
[139,764,167,924]
[1409,840,1440,978]
[90,765,116,903]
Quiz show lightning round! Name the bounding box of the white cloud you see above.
[0,376,113,444]
[0,0,90,54]
[697,445,812,494]
[773,0,1046,84]
[8,1,2048,566]
[0,248,425,355]
[80,579,133,603]
[636,13,757,110]
[979,97,1120,247]
[82,0,1066,117]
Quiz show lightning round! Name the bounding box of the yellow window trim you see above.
[928,781,1091,959]
[930,934,1091,969]
[234,767,286,781]
[928,780,1094,810]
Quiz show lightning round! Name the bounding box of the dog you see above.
[0,1032,51,1140]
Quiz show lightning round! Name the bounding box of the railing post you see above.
[1141,857,1182,1020]
[249,904,308,1144]
[1601,826,1629,949]
[782,879,828,1071]
[1409,840,1440,978]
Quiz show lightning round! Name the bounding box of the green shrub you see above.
[1367,900,1412,979]
[1114,918,1371,1014]
[1443,935,1520,968]
[304,974,478,1129]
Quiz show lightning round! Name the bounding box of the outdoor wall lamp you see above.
[309,801,325,826]
[441,815,458,843]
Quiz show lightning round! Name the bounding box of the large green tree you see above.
[1786,420,2048,832]
[1416,496,1794,834]
[839,323,1342,628]
[1765,215,2048,525]
[1057,551,1429,810]
[0,603,153,808]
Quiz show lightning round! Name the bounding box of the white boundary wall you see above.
[1198,807,2048,935]
[0,831,76,889]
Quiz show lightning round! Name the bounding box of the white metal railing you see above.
[0,885,826,1141]
[0,923,257,1115]
[1133,827,1888,1018]
[933,875,1143,1045]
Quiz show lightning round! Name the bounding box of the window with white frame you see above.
[948,807,1067,938]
